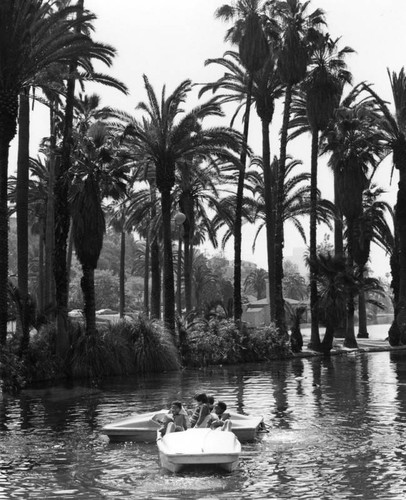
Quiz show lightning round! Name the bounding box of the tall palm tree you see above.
[127,76,243,334]
[215,0,269,322]
[250,155,335,250]
[70,121,128,336]
[355,186,393,337]
[321,94,386,345]
[174,159,238,314]
[0,0,123,345]
[364,69,406,344]
[290,33,353,350]
[268,0,325,336]
[199,50,284,320]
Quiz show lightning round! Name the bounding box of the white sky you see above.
[13,0,406,278]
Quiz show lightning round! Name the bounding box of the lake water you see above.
[1,348,406,499]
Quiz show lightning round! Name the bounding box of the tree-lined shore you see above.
[0,0,402,392]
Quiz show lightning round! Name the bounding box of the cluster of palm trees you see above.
[3,0,406,367]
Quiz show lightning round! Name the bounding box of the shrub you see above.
[184,318,242,367]
[130,316,180,373]
[243,325,291,361]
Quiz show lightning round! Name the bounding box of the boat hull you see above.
[102,410,263,443]
[157,428,241,473]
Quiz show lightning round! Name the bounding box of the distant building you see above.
[285,247,307,276]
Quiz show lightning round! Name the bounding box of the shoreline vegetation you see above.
[1,316,291,394]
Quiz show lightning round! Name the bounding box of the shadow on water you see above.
[1,353,406,498]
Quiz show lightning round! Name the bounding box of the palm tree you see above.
[250,155,335,251]
[244,268,267,299]
[321,94,386,345]
[174,159,239,314]
[70,121,128,336]
[0,0,124,345]
[199,50,284,320]
[290,33,353,350]
[355,186,393,337]
[363,69,406,344]
[269,0,325,336]
[215,0,269,322]
[126,76,243,334]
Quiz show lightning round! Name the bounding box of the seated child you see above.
[190,393,211,428]
[210,401,231,430]
[160,401,190,436]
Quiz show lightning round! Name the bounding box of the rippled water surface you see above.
[2,349,406,499]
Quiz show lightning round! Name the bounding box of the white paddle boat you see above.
[102,409,263,443]
[156,427,241,473]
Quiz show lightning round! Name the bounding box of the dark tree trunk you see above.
[150,235,160,319]
[309,128,321,350]
[261,118,276,323]
[143,232,150,316]
[333,171,344,257]
[176,239,183,314]
[161,187,176,335]
[17,91,30,356]
[119,231,125,318]
[275,84,293,336]
[343,221,358,348]
[357,287,369,338]
[395,173,406,344]
[81,264,96,337]
[54,0,84,357]
[234,73,253,323]
[0,89,18,344]
[45,103,56,312]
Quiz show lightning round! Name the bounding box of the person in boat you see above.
[210,401,231,430]
[160,401,190,435]
[190,393,211,428]
[207,395,215,412]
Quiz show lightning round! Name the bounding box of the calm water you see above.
[1,349,406,499]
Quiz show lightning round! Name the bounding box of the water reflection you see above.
[0,352,406,498]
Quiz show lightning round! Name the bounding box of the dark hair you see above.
[194,393,208,404]
[207,395,214,405]
[216,401,227,412]
[171,401,182,410]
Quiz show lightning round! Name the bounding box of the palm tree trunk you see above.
[150,236,160,319]
[0,89,18,344]
[395,173,406,343]
[333,171,344,256]
[234,72,253,323]
[261,118,276,322]
[17,90,30,356]
[275,83,293,336]
[44,103,56,311]
[38,224,45,312]
[54,0,84,357]
[119,230,125,318]
[81,264,96,336]
[176,230,182,315]
[161,187,176,335]
[357,287,368,338]
[344,221,358,348]
[143,232,150,316]
[309,128,321,349]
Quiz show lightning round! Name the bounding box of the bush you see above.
[184,318,241,367]
[243,325,291,361]
[183,319,291,367]
[130,316,180,373]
